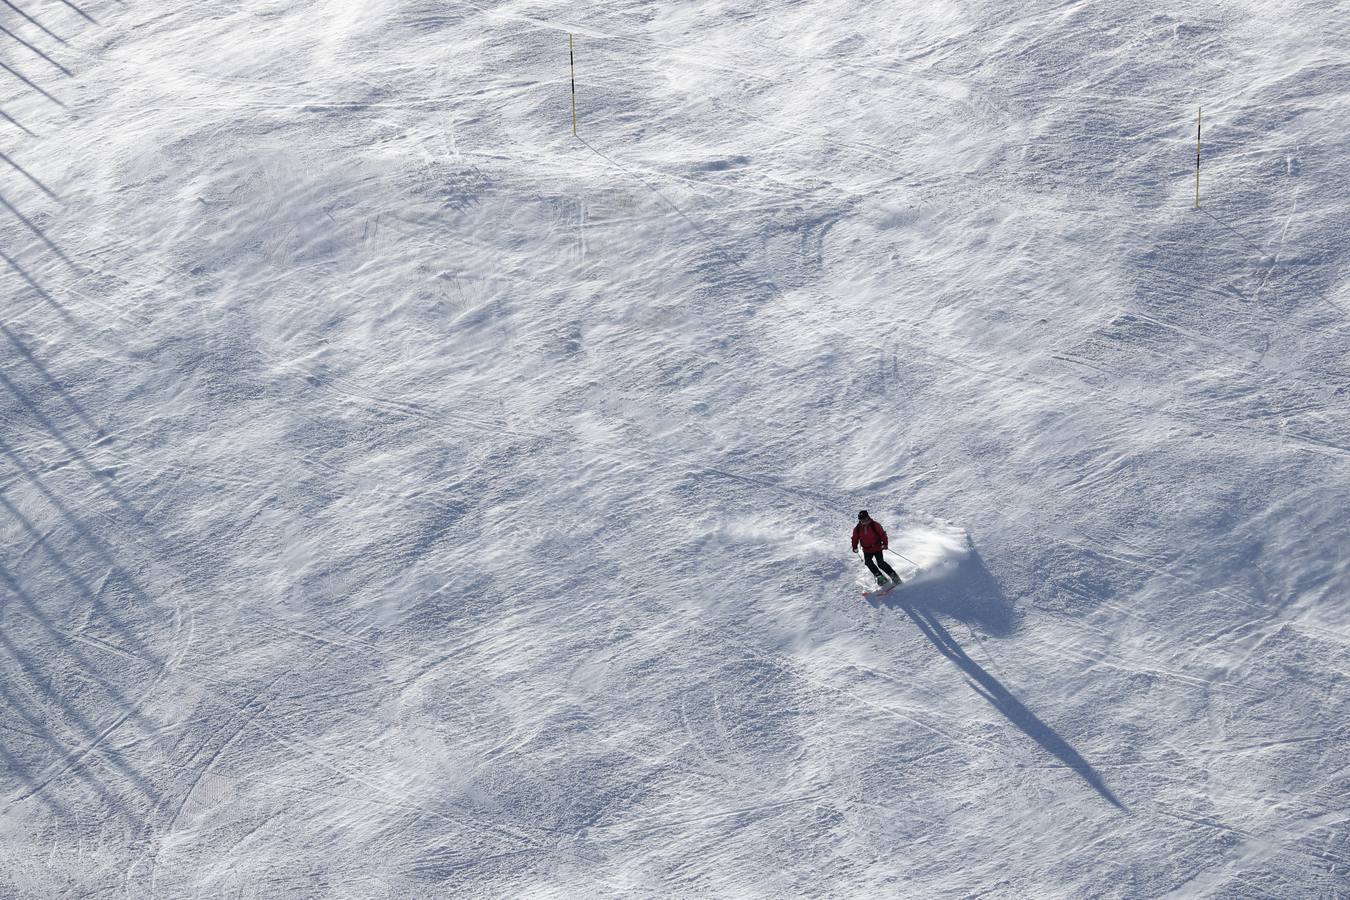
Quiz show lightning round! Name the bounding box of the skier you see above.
[851,510,900,585]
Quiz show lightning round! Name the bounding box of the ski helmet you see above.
[858,510,869,521]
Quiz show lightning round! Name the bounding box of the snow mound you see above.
[892,520,971,583]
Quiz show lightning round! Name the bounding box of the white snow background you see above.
[1,0,1349,896]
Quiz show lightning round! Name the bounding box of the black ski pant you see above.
[863,550,899,581]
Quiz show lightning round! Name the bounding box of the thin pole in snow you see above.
[1195,106,1202,209]
[569,34,577,136]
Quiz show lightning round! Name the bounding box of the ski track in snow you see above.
[0,0,1349,896]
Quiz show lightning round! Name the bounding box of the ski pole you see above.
[851,547,917,567]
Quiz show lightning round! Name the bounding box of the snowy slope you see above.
[2,0,1349,896]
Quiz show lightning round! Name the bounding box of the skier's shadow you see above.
[873,552,1126,811]
[884,548,1016,637]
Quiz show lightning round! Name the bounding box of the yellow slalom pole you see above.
[569,34,577,136]
[1195,106,1201,209]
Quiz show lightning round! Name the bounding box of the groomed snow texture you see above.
[2,0,1349,896]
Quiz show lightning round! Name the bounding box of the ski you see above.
[862,579,902,600]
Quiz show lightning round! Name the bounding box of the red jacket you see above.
[851,520,888,553]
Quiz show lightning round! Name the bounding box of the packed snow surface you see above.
[2,0,1349,896]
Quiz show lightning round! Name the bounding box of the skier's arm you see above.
[850,526,858,552]
[878,524,889,549]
